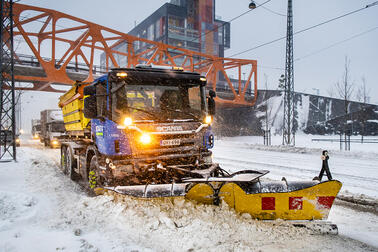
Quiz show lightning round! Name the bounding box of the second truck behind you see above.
[40,109,65,147]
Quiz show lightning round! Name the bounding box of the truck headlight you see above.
[51,140,59,145]
[204,115,212,124]
[116,72,128,77]
[124,117,133,126]
[139,133,151,145]
[15,138,20,143]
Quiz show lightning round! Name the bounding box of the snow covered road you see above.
[1,140,377,251]
[214,138,378,199]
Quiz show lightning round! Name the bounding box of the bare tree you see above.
[326,86,335,98]
[356,76,370,103]
[335,56,354,149]
[356,76,371,142]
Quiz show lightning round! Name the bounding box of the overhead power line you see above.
[228,1,378,58]
[295,26,378,61]
[226,0,272,23]
[258,64,284,70]
[253,26,378,71]
[259,4,286,17]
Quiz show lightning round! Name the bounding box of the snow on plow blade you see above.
[105,170,342,221]
[106,183,188,198]
[105,170,269,198]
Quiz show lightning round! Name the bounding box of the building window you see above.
[147,24,154,40]
[168,15,184,28]
[155,19,161,39]
[168,38,185,47]
[170,0,185,6]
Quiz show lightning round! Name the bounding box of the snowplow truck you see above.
[31,119,41,140]
[59,66,342,224]
[40,109,65,147]
[59,66,216,185]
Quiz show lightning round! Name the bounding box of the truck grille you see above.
[132,132,199,158]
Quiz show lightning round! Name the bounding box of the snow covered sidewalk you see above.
[1,146,377,251]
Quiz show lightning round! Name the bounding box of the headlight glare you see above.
[205,115,212,124]
[124,117,133,126]
[140,133,151,145]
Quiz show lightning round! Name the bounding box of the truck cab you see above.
[61,66,216,187]
[31,119,41,140]
[40,110,65,147]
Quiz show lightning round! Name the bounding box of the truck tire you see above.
[60,146,67,173]
[65,146,78,181]
[61,145,78,181]
[88,155,104,191]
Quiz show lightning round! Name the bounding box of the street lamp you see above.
[249,1,257,9]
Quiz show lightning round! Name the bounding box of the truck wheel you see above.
[60,146,67,173]
[65,146,78,181]
[88,155,104,191]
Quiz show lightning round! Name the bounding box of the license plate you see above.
[160,139,181,146]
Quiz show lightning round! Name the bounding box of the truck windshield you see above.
[51,122,65,133]
[112,84,205,122]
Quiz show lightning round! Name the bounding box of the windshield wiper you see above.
[125,106,159,121]
[111,82,126,94]
[161,107,200,121]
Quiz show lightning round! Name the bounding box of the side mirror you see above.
[84,95,97,119]
[83,85,97,119]
[84,85,96,95]
[209,90,216,98]
[208,90,216,115]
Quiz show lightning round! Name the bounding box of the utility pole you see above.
[282,0,295,146]
[0,0,16,161]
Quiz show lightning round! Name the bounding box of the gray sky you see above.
[18,0,378,131]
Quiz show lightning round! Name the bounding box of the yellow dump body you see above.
[59,82,91,133]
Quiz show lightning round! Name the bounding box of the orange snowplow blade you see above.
[217,180,342,220]
[106,170,342,221]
